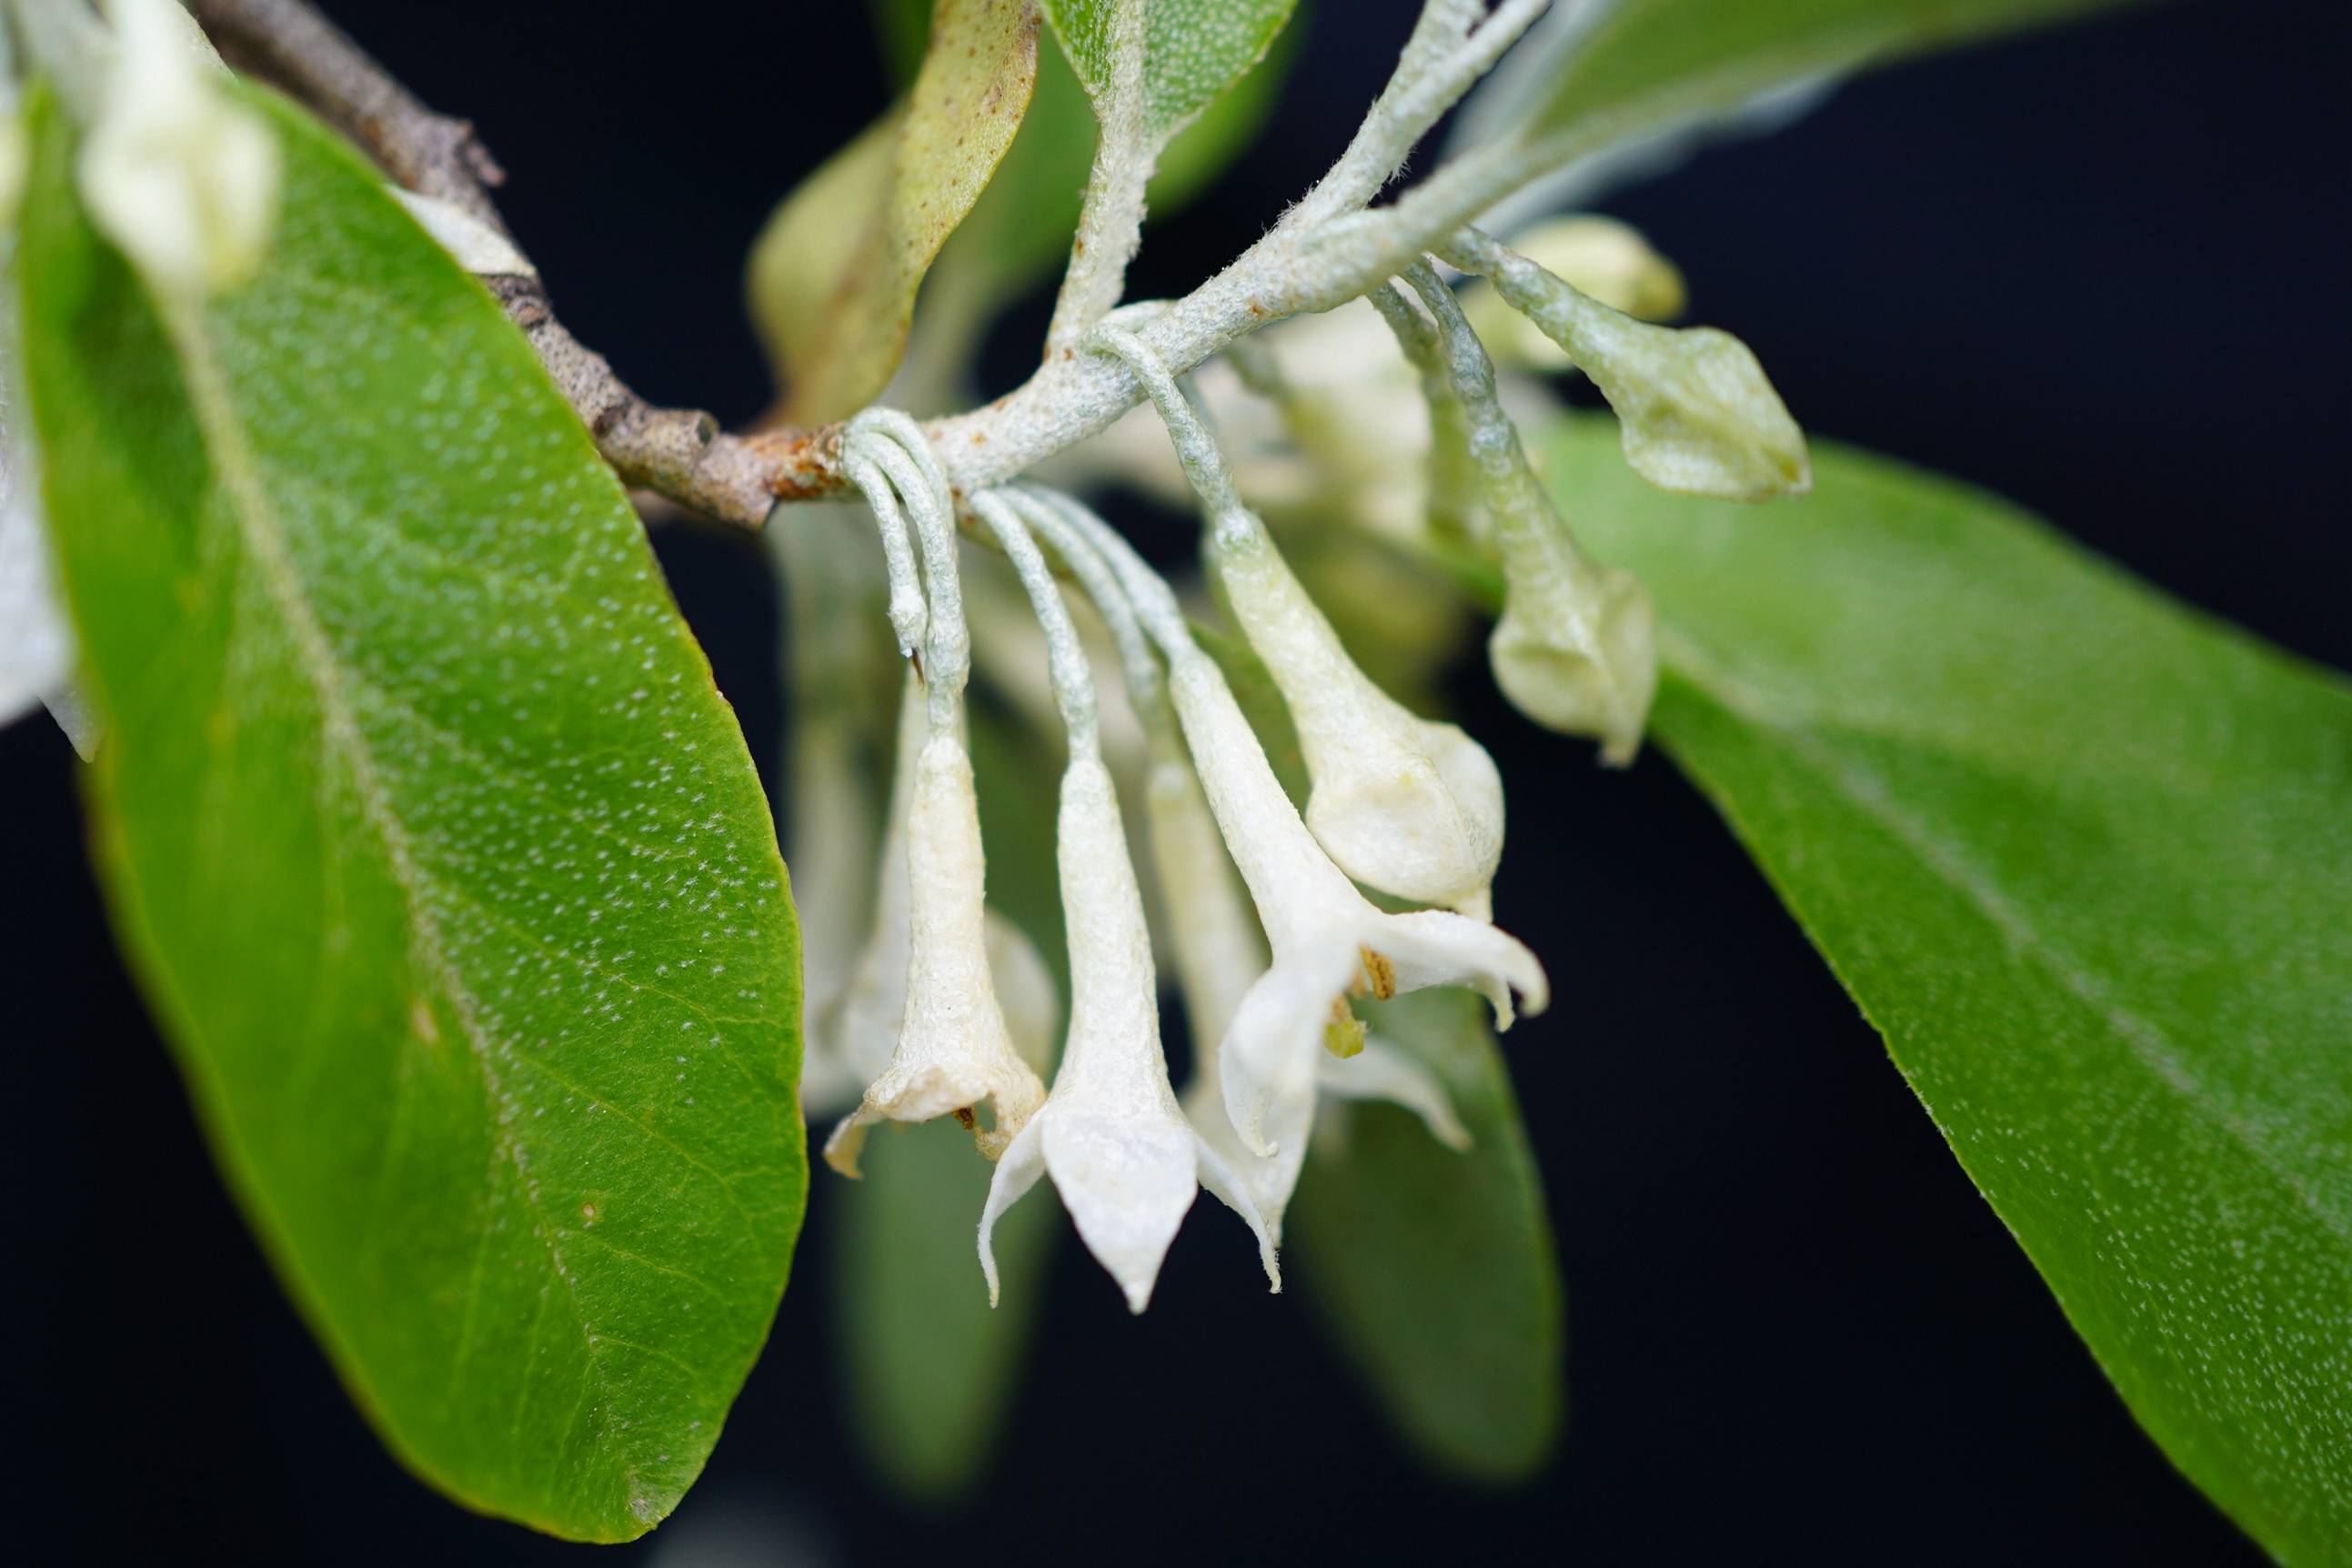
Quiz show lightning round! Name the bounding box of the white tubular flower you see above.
[1053,501,1538,1169]
[1150,733,1468,1236]
[804,679,1057,1116]
[822,416,1042,1172]
[1442,226,1809,502]
[1176,640,1543,1157]
[79,0,279,302]
[1089,324,1506,919]
[1399,264,1659,765]
[823,729,1047,1175]
[980,757,1279,1313]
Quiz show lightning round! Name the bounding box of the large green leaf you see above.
[1538,414,2352,1561]
[17,90,804,1543]
[748,0,1038,422]
[1462,0,2152,195]
[1290,990,1563,1481]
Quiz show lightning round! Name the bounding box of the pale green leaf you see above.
[748,0,1037,422]
[1460,0,2156,212]
[1540,413,2352,1562]
[1290,990,1563,1481]
[17,89,804,1543]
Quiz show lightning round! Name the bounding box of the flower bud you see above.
[1444,228,1808,501]
[1491,560,1657,767]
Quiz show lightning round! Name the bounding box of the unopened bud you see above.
[1445,227,1808,501]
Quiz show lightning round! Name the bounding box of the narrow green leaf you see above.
[832,1117,1057,1497]
[1290,990,1564,1482]
[1539,413,2352,1561]
[748,0,1037,421]
[1041,0,1298,140]
[17,89,805,1543]
[1473,0,2155,178]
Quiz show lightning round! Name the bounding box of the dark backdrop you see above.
[9,2,2346,1563]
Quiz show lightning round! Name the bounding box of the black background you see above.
[9,2,2347,1563]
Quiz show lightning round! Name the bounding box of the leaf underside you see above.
[1541,414,2352,1563]
[17,90,805,1543]
[1291,990,1564,1482]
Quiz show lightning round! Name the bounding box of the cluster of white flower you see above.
[799,337,1555,1312]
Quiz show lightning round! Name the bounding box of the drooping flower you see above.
[980,753,1280,1312]
[1161,646,1546,1159]
[1148,729,1467,1238]
[78,0,279,301]
[1088,323,1507,919]
[822,725,1048,1175]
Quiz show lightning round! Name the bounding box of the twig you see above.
[186,0,1558,520]
[186,0,817,528]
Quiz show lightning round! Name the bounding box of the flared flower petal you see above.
[1162,652,1545,1158]
[1319,1036,1472,1151]
[980,757,1278,1311]
[824,730,1046,1175]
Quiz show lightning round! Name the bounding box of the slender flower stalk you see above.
[1087,322,1507,920]
[970,490,1278,1312]
[1057,501,1547,1161]
[1400,261,1659,765]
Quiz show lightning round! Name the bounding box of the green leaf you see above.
[831,1117,1057,1497]
[1539,414,2352,1561]
[1290,990,1564,1482]
[1040,0,1298,141]
[16,89,804,1543]
[748,0,1037,422]
[839,0,1294,378]
[1484,0,2153,170]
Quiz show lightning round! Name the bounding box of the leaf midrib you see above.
[1661,626,2352,1249]
[163,296,653,1509]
